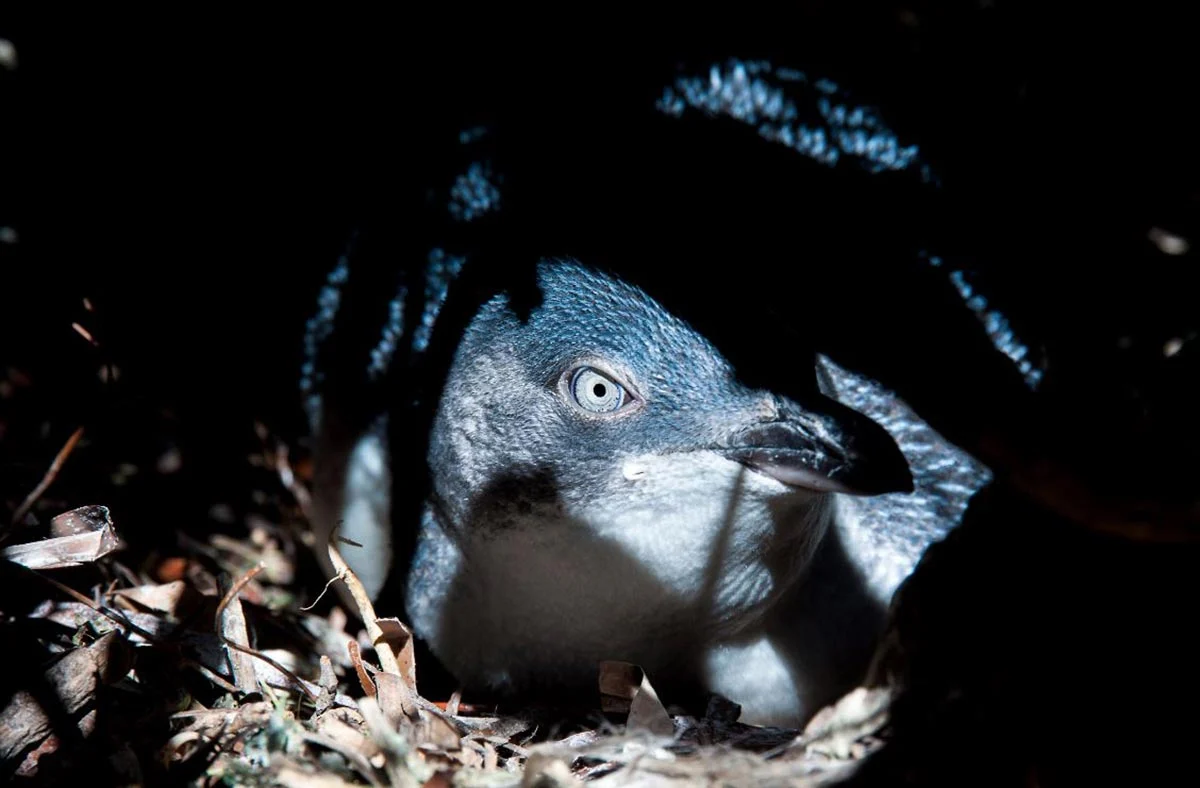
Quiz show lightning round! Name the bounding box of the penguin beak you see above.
[717,397,914,496]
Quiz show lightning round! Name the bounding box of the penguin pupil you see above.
[593,383,607,398]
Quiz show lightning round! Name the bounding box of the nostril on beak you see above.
[756,396,782,423]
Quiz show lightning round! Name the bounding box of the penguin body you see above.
[305,255,988,726]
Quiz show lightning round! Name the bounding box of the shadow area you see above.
[847,481,1200,787]
[414,462,887,732]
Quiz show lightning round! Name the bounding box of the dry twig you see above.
[326,536,402,679]
[215,561,318,702]
[26,566,157,642]
[8,426,86,532]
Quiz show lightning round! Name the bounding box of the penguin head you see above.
[430,258,911,522]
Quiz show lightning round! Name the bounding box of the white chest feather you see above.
[406,449,836,720]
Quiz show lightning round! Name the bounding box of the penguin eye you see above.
[569,367,628,414]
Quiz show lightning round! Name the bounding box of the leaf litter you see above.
[1,409,892,787]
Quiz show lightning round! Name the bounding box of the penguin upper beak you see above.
[717,397,914,496]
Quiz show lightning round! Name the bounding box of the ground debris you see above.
[2,504,122,570]
[796,686,891,761]
[1,431,896,786]
[1,631,132,766]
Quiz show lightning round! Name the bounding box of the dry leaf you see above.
[799,686,892,760]
[169,702,274,744]
[153,556,191,582]
[312,711,380,763]
[374,671,417,730]
[113,580,200,618]
[218,575,259,695]
[415,709,462,753]
[375,616,417,692]
[3,505,122,569]
[348,639,375,697]
[422,769,455,788]
[274,765,363,788]
[598,661,674,737]
[522,753,582,788]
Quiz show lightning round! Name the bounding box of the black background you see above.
[3,7,1198,429]
[4,7,1198,477]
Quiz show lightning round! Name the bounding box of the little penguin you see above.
[303,254,990,727]
[301,57,1001,727]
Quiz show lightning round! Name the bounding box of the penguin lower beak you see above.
[718,398,914,496]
